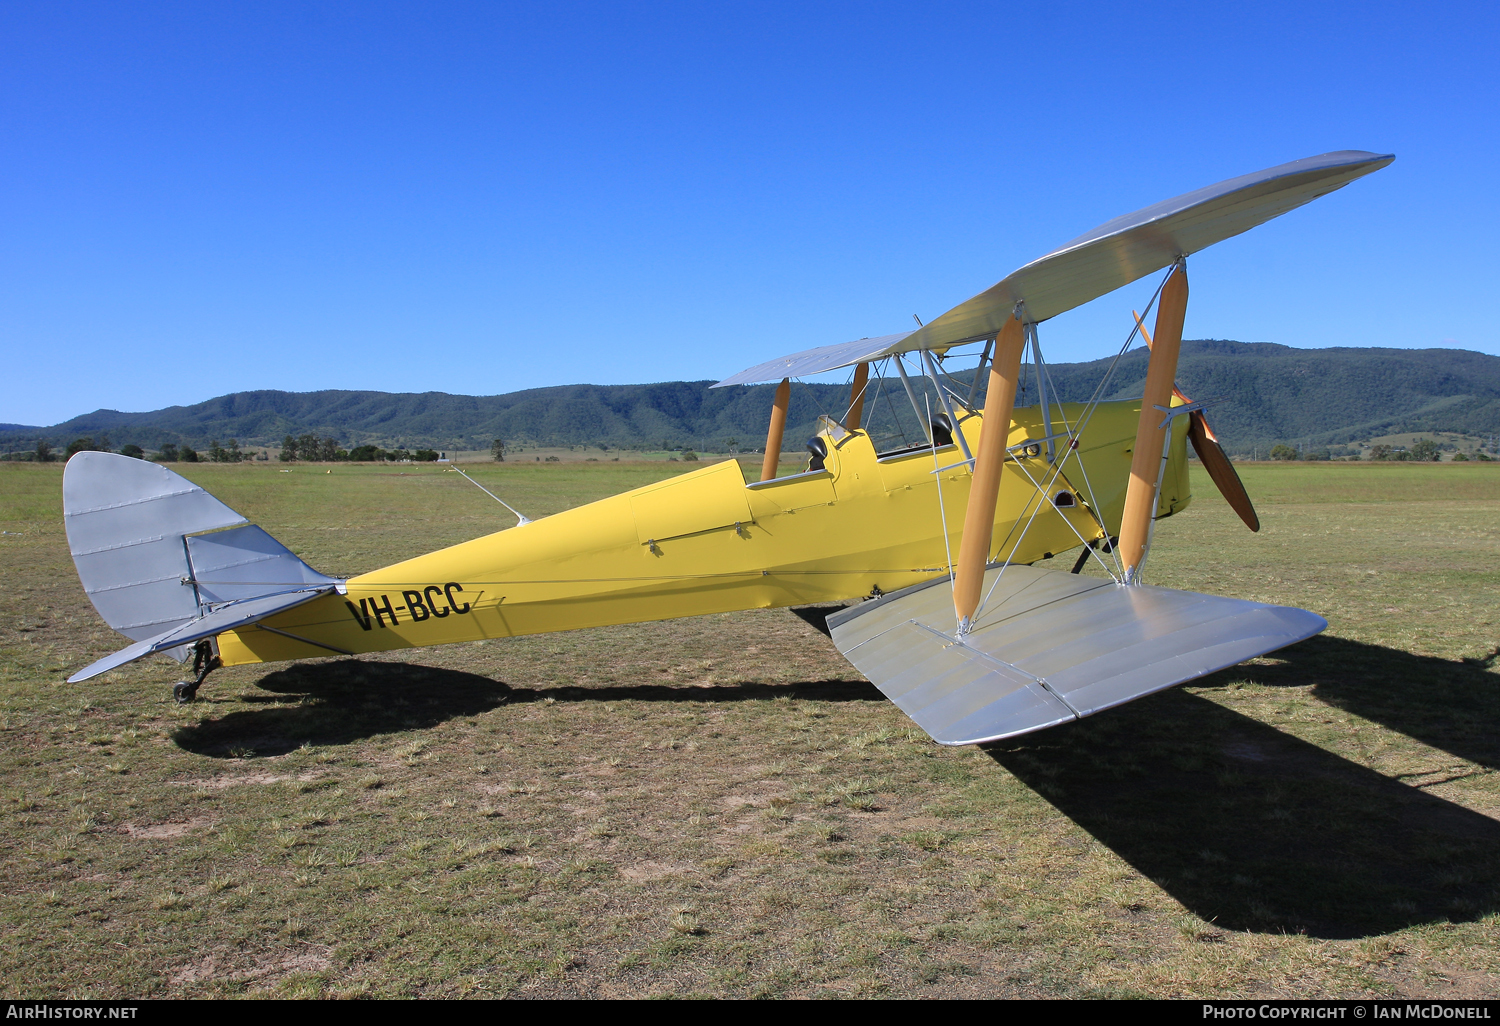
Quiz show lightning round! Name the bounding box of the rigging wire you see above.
[873,358,913,447]
[971,264,1178,617]
[449,466,532,525]
[932,348,977,407]
[870,358,912,447]
[926,394,957,586]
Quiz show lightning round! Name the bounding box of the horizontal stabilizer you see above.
[827,565,1325,746]
[67,587,336,683]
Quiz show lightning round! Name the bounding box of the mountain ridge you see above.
[5,341,1498,456]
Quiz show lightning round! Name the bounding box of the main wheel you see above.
[172,682,196,704]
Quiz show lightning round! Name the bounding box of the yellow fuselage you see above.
[216,400,1191,668]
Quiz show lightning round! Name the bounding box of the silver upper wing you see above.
[712,333,913,388]
[717,150,1393,386]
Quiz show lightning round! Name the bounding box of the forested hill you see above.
[1048,341,1500,450]
[4,341,1498,456]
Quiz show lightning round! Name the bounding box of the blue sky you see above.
[2,1,1495,426]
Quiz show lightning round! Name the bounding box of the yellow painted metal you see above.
[953,315,1027,629]
[846,363,870,431]
[214,396,1192,669]
[1119,262,1189,581]
[761,378,791,482]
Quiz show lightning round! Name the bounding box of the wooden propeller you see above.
[1133,311,1259,532]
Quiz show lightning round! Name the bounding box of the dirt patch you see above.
[170,772,290,789]
[171,947,332,988]
[618,861,693,883]
[121,817,214,839]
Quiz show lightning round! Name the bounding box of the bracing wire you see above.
[970,264,1179,617]
[450,466,532,525]
[872,359,912,448]
[926,394,957,587]
[933,348,977,407]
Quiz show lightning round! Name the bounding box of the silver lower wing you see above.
[827,565,1325,746]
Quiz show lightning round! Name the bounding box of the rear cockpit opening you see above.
[875,415,960,461]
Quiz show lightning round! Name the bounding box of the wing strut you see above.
[953,312,1028,635]
[1133,308,1260,532]
[760,378,791,482]
[846,363,870,431]
[921,350,973,465]
[893,357,931,445]
[1119,260,1189,583]
[1027,320,1056,464]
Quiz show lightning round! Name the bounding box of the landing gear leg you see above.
[173,641,221,704]
[1071,536,1118,574]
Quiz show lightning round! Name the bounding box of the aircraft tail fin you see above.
[63,452,341,682]
[827,564,1324,746]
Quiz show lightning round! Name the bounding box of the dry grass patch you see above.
[1,461,1498,997]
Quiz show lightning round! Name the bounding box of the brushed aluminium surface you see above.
[829,564,1326,745]
[717,151,1393,386]
[66,588,337,683]
[63,452,343,680]
[64,452,248,639]
[186,524,341,603]
[713,333,913,389]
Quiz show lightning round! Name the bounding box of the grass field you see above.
[1,459,1497,999]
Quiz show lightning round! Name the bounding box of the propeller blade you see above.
[1131,311,1259,532]
[1186,411,1260,531]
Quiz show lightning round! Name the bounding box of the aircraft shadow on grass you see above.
[169,656,880,760]
[171,629,1500,940]
[987,634,1500,939]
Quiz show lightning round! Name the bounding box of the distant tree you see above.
[1477,453,1494,462]
[348,444,384,461]
[1453,451,1470,462]
[227,439,243,462]
[596,442,608,451]
[280,435,298,461]
[207,440,228,463]
[65,437,105,459]
[1408,438,1440,462]
[413,449,440,462]
[491,438,506,462]
[292,433,318,461]
[723,437,739,453]
[1368,444,1393,461]
[156,443,179,462]
[119,444,145,459]
[388,448,411,462]
[680,450,698,462]
[34,440,53,463]
[318,437,338,462]
[1268,443,1298,461]
[180,446,200,462]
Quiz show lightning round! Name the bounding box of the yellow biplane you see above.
[63,150,1392,745]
